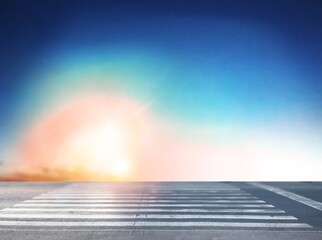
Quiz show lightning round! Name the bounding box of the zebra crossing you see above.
[0,183,312,230]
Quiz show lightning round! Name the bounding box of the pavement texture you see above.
[0,182,321,240]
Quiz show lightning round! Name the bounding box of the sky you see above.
[0,0,321,181]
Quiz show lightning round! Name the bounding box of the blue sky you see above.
[0,0,321,180]
[1,0,321,127]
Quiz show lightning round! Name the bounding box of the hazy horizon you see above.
[0,0,321,181]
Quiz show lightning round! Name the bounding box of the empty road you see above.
[0,182,321,239]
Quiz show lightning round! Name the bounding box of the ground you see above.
[0,182,321,240]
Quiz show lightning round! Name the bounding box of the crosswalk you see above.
[0,183,312,230]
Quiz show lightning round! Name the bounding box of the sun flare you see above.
[17,94,151,181]
[62,122,131,179]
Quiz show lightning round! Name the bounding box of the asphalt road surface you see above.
[0,182,321,240]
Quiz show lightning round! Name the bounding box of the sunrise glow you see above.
[10,94,152,181]
[1,0,321,182]
[61,122,131,179]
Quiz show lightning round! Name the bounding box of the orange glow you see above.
[16,94,152,181]
[3,94,320,182]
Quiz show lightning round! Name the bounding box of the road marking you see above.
[251,183,322,212]
[1,208,285,213]
[15,203,275,208]
[24,200,266,203]
[1,228,321,233]
[38,193,252,196]
[1,183,312,230]
[0,220,311,228]
[0,213,297,220]
[47,189,242,192]
[34,196,258,199]
[48,189,242,192]
[137,222,311,228]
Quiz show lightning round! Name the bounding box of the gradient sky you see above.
[0,0,321,180]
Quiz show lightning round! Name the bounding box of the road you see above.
[0,182,321,239]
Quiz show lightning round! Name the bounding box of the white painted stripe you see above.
[137,222,311,228]
[34,196,258,200]
[55,190,242,192]
[252,183,322,212]
[0,220,133,227]
[24,200,265,203]
[32,197,258,201]
[15,203,274,208]
[50,187,234,188]
[48,190,242,193]
[0,221,311,228]
[49,189,241,191]
[1,208,285,213]
[38,193,252,196]
[49,189,242,192]
[0,213,297,220]
[46,188,242,190]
